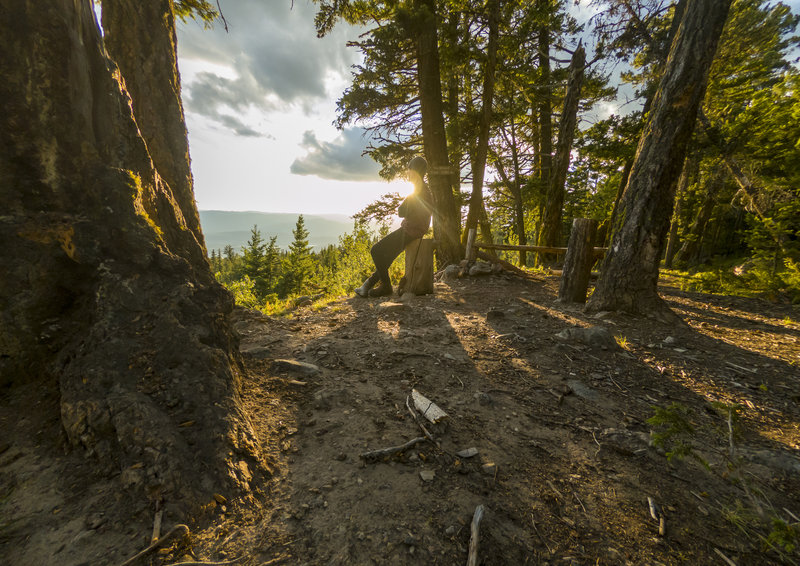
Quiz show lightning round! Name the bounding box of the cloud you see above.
[290,128,381,182]
[177,1,358,135]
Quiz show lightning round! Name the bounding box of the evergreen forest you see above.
[210,0,800,312]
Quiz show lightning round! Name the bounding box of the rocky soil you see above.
[2,270,800,565]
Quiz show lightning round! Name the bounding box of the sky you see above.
[177,1,401,216]
[176,0,800,217]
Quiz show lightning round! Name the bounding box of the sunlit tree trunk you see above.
[102,0,204,250]
[413,0,463,266]
[587,0,733,318]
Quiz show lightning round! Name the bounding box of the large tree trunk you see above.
[536,0,553,241]
[0,0,263,515]
[464,0,500,242]
[586,0,732,318]
[102,0,205,250]
[604,0,688,249]
[538,44,585,261]
[413,0,463,266]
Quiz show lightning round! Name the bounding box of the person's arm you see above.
[398,195,412,218]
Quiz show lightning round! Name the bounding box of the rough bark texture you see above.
[464,0,499,240]
[413,0,463,266]
[586,0,733,317]
[102,0,204,250]
[536,0,553,231]
[539,45,586,259]
[0,0,263,514]
[558,218,598,303]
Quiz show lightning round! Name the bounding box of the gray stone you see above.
[599,428,650,456]
[377,302,406,314]
[441,265,461,283]
[419,470,436,482]
[474,392,494,406]
[566,380,599,401]
[445,525,457,536]
[663,336,677,345]
[457,447,479,458]
[400,292,416,302]
[481,462,497,476]
[555,326,618,350]
[272,359,320,376]
[469,262,493,276]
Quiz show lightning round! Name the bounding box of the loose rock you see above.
[457,447,479,458]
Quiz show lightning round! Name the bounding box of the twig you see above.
[713,547,738,566]
[118,524,189,566]
[466,504,485,566]
[215,0,229,32]
[573,492,587,514]
[530,515,553,555]
[784,507,800,523]
[647,497,667,537]
[151,509,163,544]
[546,480,564,500]
[360,436,426,462]
[725,361,756,374]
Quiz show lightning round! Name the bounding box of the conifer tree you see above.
[281,215,315,296]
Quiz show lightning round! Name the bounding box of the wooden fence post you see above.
[465,228,477,262]
[558,218,598,303]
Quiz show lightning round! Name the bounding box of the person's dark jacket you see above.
[398,183,434,239]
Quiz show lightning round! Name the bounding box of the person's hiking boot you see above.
[368,283,393,297]
[355,274,379,298]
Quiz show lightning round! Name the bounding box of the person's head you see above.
[407,156,427,185]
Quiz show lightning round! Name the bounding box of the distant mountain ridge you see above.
[200,210,356,253]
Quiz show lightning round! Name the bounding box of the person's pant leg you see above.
[370,229,408,288]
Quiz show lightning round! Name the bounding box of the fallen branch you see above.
[411,388,448,423]
[405,395,439,448]
[466,504,485,566]
[118,524,190,566]
[360,436,427,462]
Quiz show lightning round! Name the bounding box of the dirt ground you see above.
[2,270,799,565]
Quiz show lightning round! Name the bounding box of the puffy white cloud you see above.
[290,128,381,182]
[177,1,358,135]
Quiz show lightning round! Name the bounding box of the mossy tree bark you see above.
[101,0,204,250]
[586,0,732,318]
[0,0,263,514]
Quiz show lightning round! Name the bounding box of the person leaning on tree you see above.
[355,156,434,298]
